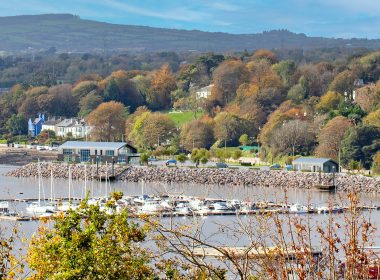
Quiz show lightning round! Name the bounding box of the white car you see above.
[36,146,46,151]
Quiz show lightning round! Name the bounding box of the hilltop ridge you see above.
[1,14,380,53]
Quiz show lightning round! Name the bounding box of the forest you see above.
[0,47,380,170]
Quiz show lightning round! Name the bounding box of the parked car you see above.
[165,159,177,166]
[270,163,281,169]
[148,157,158,162]
[13,144,21,148]
[216,162,228,168]
[36,146,46,151]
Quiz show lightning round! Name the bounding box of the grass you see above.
[166,110,203,127]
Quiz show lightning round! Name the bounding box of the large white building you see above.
[42,117,92,139]
[195,84,214,100]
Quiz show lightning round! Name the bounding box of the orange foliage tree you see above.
[86,101,127,141]
[148,64,177,110]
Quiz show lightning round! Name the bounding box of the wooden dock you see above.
[192,246,322,260]
[0,215,31,221]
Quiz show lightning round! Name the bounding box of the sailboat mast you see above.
[84,164,87,198]
[38,159,41,205]
[50,166,54,203]
[68,165,71,203]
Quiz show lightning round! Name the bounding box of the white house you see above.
[56,118,92,138]
[42,117,92,139]
[195,84,214,100]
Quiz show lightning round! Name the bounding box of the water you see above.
[1,164,380,253]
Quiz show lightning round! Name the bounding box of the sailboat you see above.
[57,165,78,212]
[26,160,55,214]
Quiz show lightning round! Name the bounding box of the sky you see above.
[0,0,379,39]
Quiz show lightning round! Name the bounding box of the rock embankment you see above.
[7,163,380,193]
[7,162,127,180]
[119,166,380,193]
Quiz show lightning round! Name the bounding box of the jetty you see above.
[192,246,323,260]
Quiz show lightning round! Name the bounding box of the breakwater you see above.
[7,163,380,194]
[6,162,127,180]
[119,166,380,193]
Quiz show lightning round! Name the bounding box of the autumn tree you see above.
[329,70,357,94]
[72,80,99,99]
[86,101,127,141]
[148,64,177,110]
[269,119,316,157]
[355,82,380,112]
[315,116,353,160]
[363,107,380,128]
[140,113,177,148]
[214,112,249,145]
[252,49,278,64]
[180,119,215,151]
[37,84,78,117]
[316,91,343,113]
[210,60,249,106]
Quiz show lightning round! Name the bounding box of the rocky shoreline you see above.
[6,162,127,180]
[6,163,380,194]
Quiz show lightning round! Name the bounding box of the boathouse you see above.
[58,141,139,164]
[292,157,338,173]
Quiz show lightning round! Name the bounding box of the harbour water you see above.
[1,164,380,249]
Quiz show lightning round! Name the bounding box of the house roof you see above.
[43,118,63,126]
[60,141,134,150]
[292,157,337,165]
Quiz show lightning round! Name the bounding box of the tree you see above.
[103,78,121,102]
[272,60,296,87]
[141,113,177,148]
[191,148,209,167]
[287,84,305,104]
[5,114,27,136]
[176,153,187,165]
[315,116,353,161]
[27,197,154,279]
[140,153,149,166]
[37,84,78,117]
[239,134,250,146]
[211,60,249,106]
[180,119,214,151]
[72,81,99,99]
[363,107,380,128]
[252,49,277,64]
[78,92,103,117]
[148,64,177,110]
[329,70,357,94]
[341,125,380,169]
[232,150,242,160]
[214,112,248,145]
[316,91,343,113]
[86,101,127,141]
[269,119,316,157]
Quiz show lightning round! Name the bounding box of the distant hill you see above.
[0,14,380,53]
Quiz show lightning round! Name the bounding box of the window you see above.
[106,150,114,156]
[63,149,73,155]
[118,155,126,164]
[80,149,90,162]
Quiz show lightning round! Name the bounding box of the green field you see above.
[166,111,203,127]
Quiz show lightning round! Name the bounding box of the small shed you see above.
[292,157,338,173]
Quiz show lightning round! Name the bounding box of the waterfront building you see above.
[292,157,338,173]
[28,113,45,137]
[58,141,139,164]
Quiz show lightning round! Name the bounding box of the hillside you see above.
[1,14,380,53]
